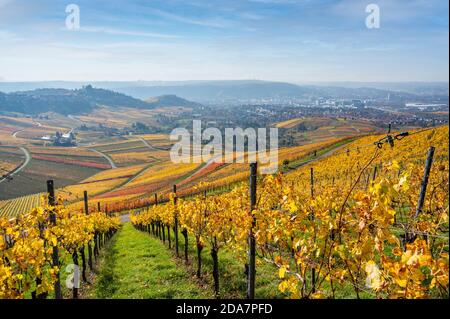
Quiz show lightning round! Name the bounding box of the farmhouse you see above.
[41,130,77,146]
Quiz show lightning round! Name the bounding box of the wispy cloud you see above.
[0,0,447,82]
[149,8,235,28]
[239,12,264,20]
[248,0,303,4]
[77,26,182,39]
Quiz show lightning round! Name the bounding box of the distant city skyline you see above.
[0,0,448,82]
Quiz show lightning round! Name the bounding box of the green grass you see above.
[148,224,381,299]
[149,225,283,299]
[81,220,384,299]
[86,223,210,299]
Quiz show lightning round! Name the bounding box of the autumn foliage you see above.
[132,126,449,299]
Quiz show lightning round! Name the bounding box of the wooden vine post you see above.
[310,167,316,293]
[78,193,88,283]
[173,185,179,257]
[371,165,378,185]
[407,146,436,243]
[414,146,435,219]
[47,180,62,299]
[162,219,166,243]
[167,223,171,249]
[180,188,189,262]
[151,194,156,235]
[71,251,79,299]
[182,227,189,263]
[196,190,207,278]
[247,162,257,299]
[84,191,93,271]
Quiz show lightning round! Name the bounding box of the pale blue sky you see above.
[0,0,448,82]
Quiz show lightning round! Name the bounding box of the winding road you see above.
[0,147,31,184]
[1,122,39,183]
[12,129,25,139]
[138,137,167,151]
[89,148,118,169]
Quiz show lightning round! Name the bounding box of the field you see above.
[93,162,200,200]
[0,117,118,200]
[88,137,172,167]
[0,116,70,146]
[73,107,155,128]
[0,113,448,299]
[68,106,188,130]
[82,164,148,183]
[1,113,378,203]
[58,164,150,203]
[174,137,349,197]
[28,146,104,157]
[0,113,417,212]
[0,146,24,173]
[0,193,42,218]
[275,117,382,145]
[0,158,104,200]
[55,124,370,213]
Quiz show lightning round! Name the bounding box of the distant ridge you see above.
[0,85,199,115]
[113,81,422,102]
[146,94,200,108]
[0,80,443,103]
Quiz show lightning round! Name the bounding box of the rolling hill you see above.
[0,85,198,115]
[146,94,201,108]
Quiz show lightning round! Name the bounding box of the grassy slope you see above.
[134,223,373,299]
[141,223,283,299]
[86,223,210,299]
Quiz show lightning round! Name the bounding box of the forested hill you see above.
[0,85,196,115]
[146,94,201,108]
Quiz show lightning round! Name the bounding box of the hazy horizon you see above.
[0,79,448,85]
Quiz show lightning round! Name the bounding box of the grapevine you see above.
[132,126,449,299]
[0,196,120,298]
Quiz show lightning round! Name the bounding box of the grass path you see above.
[87,222,211,299]
[135,225,283,299]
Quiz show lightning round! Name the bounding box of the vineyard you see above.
[0,185,121,299]
[85,137,352,214]
[131,126,449,299]
[31,155,112,169]
[0,193,42,218]
[0,126,448,299]
[0,0,447,305]
[274,117,381,145]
